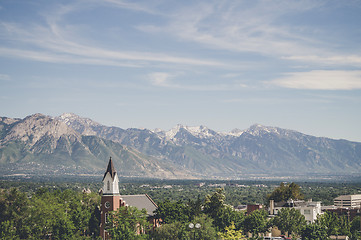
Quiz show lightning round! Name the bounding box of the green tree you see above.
[106,206,150,240]
[154,199,188,224]
[301,223,329,240]
[315,211,340,236]
[0,188,30,239]
[153,214,216,240]
[271,208,306,238]
[203,188,244,231]
[217,221,246,240]
[51,214,76,240]
[350,216,360,240]
[243,209,268,239]
[187,214,217,240]
[267,182,304,202]
[203,188,225,218]
[0,220,18,240]
[152,221,187,240]
[187,195,202,219]
[316,211,351,237]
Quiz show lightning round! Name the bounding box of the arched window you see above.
[107,181,110,191]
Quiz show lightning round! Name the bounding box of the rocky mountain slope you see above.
[56,113,361,177]
[1,113,360,179]
[0,114,192,178]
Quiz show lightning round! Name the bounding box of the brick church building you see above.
[100,157,159,240]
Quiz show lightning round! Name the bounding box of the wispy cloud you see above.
[0,3,224,68]
[148,71,248,91]
[269,70,361,90]
[149,72,174,87]
[0,74,10,81]
[283,55,361,67]
[142,1,324,55]
[101,0,159,15]
[137,0,361,68]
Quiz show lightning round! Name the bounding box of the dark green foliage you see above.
[106,206,150,240]
[350,216,361,240]
[0,187,100,239]
[301,223,329,240]
[154,199,189,224]
[267,182,304,202]
[315,211,351,237]
[203,188,245,231]
[243,209,269,239]
[153,214,217,240]
[1,179,361,239]
[270,208,306,237]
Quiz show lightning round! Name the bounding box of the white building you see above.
[269,199,322,224]
[334,194,361,208]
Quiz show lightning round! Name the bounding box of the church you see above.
[100,157,159,240]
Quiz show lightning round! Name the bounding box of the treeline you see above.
[0,188,100,239]
[1,180,361,239]
[2,179,361,206]
[105,187,361,240]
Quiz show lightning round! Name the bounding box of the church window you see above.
[107,181,110,191]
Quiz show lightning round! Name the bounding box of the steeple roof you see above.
[102,157,117,181]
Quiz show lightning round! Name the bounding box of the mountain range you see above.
[1,113,360,179]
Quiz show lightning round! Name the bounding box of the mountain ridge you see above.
[1,112,360,179]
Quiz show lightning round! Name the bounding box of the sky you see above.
[0,0,361,142]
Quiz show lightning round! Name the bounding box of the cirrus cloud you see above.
[270,70,361,90]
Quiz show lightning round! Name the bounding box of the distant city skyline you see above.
[0,0,361,141]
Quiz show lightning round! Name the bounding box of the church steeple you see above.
[100,157,121,240]
[103,157,116,181]
[102,157,120,195]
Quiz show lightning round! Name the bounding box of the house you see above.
[100,157,158,240]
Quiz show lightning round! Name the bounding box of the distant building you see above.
[321,194,361,222]
[100,157,158,240]
[247,204,263,215]
[334,194,361,208]
[269,199,322,223]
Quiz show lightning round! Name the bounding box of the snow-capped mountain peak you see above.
[245,124,280,136]
[56,113,102,136]
[158,124,218,140]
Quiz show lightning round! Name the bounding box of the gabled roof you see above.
[102,157,117,181]
[121,194,158,216]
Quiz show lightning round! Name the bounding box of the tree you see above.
[301,223,329,240]
[315,211,340,236]
[152,221,186,240]
[271,208,306,238]
[106,206,150,240]
[51,214,76,240]
[316,211,351,237]
[154,199,188,224]
[217,222,246,240]
[153,214,217,240]
[203,188,226,218]
[267,182,304,202]
[243,209,268,239]
[350,216,360,240]
[203,188,244,231]
[0,188,30,239]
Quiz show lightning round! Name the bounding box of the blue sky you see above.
[1,0,361,141]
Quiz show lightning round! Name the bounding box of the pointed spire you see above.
[103,157,116,181]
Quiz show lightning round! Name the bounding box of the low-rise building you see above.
[269,199,322,223]
[334,194,361,208]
